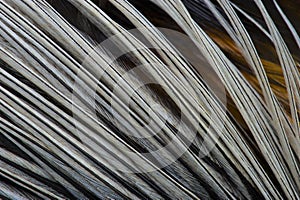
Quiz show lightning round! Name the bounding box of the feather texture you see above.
[0,0,299,199]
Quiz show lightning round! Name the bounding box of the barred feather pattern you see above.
[0,0,299,199]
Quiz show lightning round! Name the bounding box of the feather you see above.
[0,0,299,199]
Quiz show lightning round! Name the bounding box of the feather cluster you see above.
[0,0,299,199]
